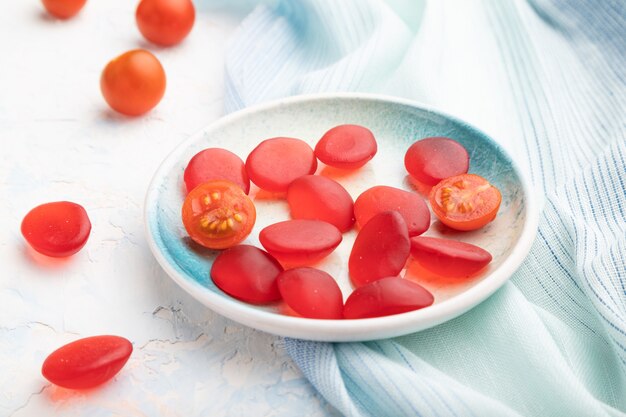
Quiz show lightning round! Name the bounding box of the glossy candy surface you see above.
[41,0,86,19]
[410,236,492,278]
[404,137,469,186]
[136,0,195,46]
[314,124,377,169]
[183,148,250,194]
[277,268,343,319]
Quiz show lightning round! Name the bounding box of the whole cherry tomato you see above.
[315,124,377,169]
[405,137,469,186]
[100,49,166,116]
[277,267,343,319]
[410,236,492,278]
[41,0,86,19]
[136,0,195,46]
[184,148,250,194]
[182,180,256,250]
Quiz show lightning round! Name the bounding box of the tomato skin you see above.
[404,137,469,186]
[349,211,410,287]
[136,0,195,46]
[184,148,250,194]
[182,181,256,250]
[277,268,343,319]
[259,220,342,267]
[314,124,377,169]
[354,185,430,237]
[211,245,283,303]
[100,50,166,116]
[246,138,317,193]
[410,236,492,278]
[287,175,355,232]
[41,0,86,19]
[41,336,132,389]
[21,201,91,258]
[430,174,501,231]
[343,277,434,319]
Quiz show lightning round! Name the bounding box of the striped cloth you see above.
[223,0,626,415]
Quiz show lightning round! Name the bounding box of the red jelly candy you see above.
[343,277,434,319]
[259,220,342,267]
[246,137,317,192]
[354,185,430,237]
[348,211,410,287]
[287,175,355,232]
[21,201,91,257]
[314,124,377,169]
[41,335,133,389]
[277,267,343,319]
[211,245,283,303]
[404,137,469,186]
[184,148,250,194]
[410,236,492,278]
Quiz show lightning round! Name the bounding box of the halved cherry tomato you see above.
[349,211,410,287]
[21,201,91,257]
[41,0,86,19]
[211,245,283,303]
[41,335,132,389]
[100,49,166,116]
[184,148,250,194]
[287,175,355,232]
[354,185,430,237]
[277,268,343,319]
[404,137,469,186]
[430,174,501,231]
[410,236,492,278]
[343,277,434,319]
[182,180,256,249]
[314,124,377,169]
[246,137,317,192]
[259,220,342,267]
[136,0,195,47]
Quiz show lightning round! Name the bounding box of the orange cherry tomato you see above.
[41,0,86,19]
[182,181,256,250]
[100,50,166,116]
[429,174,501,231]
[136,0,195,46]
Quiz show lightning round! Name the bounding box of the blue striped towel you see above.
[223,0,626,415]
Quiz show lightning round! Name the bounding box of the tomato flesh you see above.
[182,180,256,249]
[246,137,317,192]
[349,211,410,287]
[404,137,469,186]
[410,236,492,278]
[259,220,342,267]
[314,124,377,169]
[100,49,166,116]
[343,277,434,319]
[41,0,86,19]
[184,148,250,194]
[287,175,355,232]
[211,245,283,303]
[41,335,132,389]
[277,268,343,319]
[354,185,430,237]
[21,201,91,257]
[430,173,501,231]
[136,0,195,46]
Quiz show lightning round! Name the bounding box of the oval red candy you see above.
[315,124,377,169]
[404,137,469,186]
[277,267,343,319]
[410,236,492,278]
[184,148,250,194]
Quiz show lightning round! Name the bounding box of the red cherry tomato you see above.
[286,175,355,232]
[430,174,501,231]
[343,277,434,319]
[349,211,410,287]
[277,268,343,319]
[354,185,430,237]
[404,137,469,186]
[246,137,317,193]
[211,245,283,303]
[259,220,342,267]
[21,201,91,258]
[314,124,377,169]
[136,0,195,46]
[410,236,492,278]
[182,181,256,249]
[41,0,86,19]
[184,148,250,194]
[100,49,166,116]
[41,335,132,389]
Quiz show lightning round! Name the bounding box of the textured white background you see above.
[0,1,337,416]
